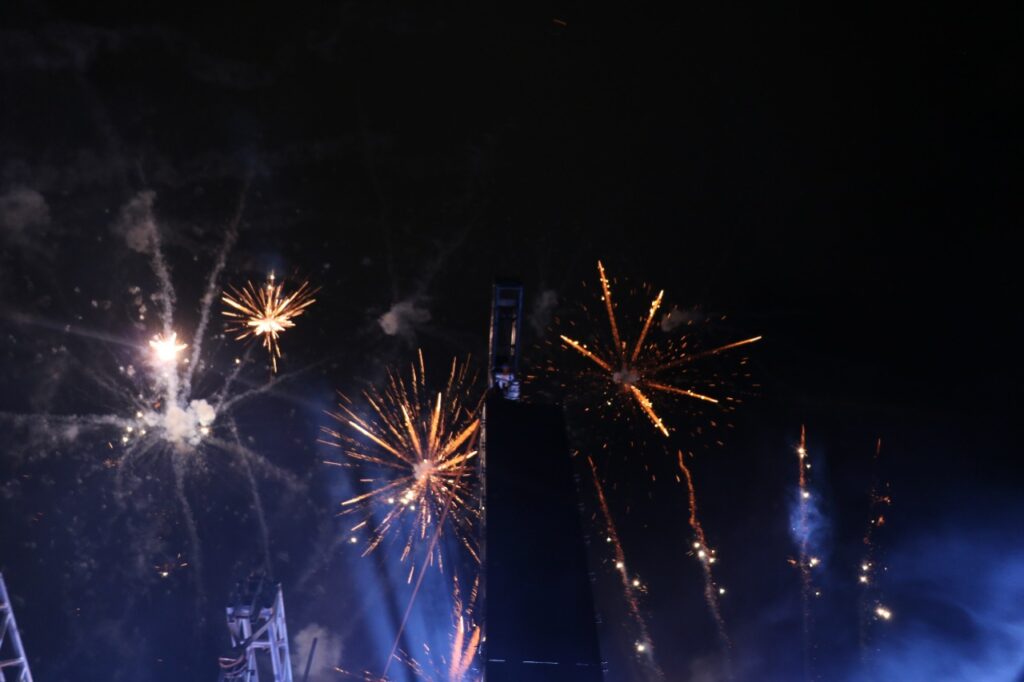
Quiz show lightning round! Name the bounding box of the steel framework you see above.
[218,577,293,682]
[0,573,34,682]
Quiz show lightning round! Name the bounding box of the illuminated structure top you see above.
[489,280,524,400]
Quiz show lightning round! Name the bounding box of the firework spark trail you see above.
[676,450,731,667]
[793,426,815,681]
[559,262,761,438]
[183,179,248,395]
[859,438,893,664]
[381,469,461,680]
[445,575,482,682]
[597,260,625,359]
[384,573,482,682]
[321,353,482,575]
[587,456,664,679]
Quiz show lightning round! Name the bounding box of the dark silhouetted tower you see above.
[484,282,604,681]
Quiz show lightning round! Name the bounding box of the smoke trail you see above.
[117,191,177,338]
[183,176,249,396]
[212,345,255,414]
[216,360,322,414]
[229,418,272,574]
[172,454,206,620]
[676,450,731,672]
[587,456,665,679]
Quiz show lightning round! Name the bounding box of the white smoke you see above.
[0,186,50,235]
[529,289,559,335]
[292,623,344,682]
[144,399,215,447]
[378,298,431,339]
[661,306,704,332]
[112,190,158,253]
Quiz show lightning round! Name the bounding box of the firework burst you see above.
[222,274,318,372]
[0,185,308,606]
[322,352,482,578]
[400,573,482,682]
[553,261,760,439]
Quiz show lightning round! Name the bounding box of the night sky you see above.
[0,3,1020,681]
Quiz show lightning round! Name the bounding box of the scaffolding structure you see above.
[218,577,294,682]
[0,573,34,682]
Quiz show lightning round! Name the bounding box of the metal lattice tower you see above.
[489,280,524,400]
[0,573,34,682]
[218,577,293,682]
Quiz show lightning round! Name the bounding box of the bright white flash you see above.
[150,332,187,363]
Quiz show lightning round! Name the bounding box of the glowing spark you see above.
[874,605,892,621]
[149,332,187,363]
[322,352,482,573]
[222,277,317,372]
[558,262,760,437]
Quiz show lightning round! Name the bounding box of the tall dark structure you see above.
[485,283,604,681]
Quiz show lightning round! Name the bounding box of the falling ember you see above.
[222,275,318,372]
[557,261,760,437]
[677,450,731,659]
[321,352,482,574]
[149,332,188,363]
[874,604,893,621]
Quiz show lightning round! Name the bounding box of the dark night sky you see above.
[0,2,1020,681]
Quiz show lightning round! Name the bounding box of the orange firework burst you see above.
[338,575,482,682]
[555,261,760,438]
[400,574,482,682]
[322,352,482,579]
[222,274,317,372]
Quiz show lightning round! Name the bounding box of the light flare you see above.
[149,332,187,363]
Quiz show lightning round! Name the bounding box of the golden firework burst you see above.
[322,352,482,578]
[557,261,760,437]
[222,274,317,372]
